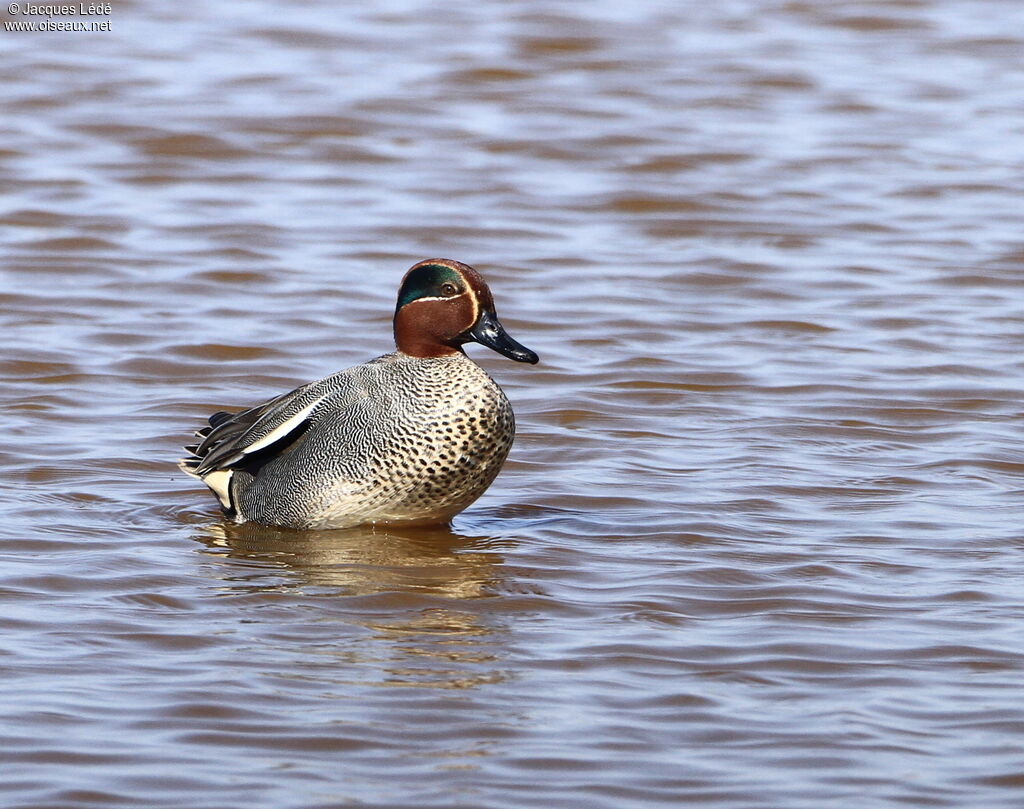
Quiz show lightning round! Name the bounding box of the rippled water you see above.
[4,1,1024,807]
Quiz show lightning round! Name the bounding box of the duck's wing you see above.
[180,371,364,478]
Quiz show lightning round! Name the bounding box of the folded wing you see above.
[179,371,365,512]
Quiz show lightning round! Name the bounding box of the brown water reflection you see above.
[195,523,513,695]
[199,522,503,599]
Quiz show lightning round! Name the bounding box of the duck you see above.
[179,258,538,529]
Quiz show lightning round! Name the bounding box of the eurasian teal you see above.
[180,259,538,529]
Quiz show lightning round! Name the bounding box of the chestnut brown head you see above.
[393,259,539,364]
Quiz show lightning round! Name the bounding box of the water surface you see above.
[3,1,1024,807]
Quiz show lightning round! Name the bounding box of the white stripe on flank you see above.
[243,398,322,455]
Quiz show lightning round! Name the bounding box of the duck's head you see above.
[393,258,539,364]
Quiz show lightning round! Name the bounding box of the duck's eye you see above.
[440,283,458,296]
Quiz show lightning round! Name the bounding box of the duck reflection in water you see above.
[194,521,513,691]
[195,520,506,600]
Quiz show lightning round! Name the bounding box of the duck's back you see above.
[235,352,516,529]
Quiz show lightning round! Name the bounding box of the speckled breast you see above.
[367,353,516,523]
[289,352,516,529]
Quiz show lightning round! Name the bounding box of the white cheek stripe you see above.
[407,290,470,307]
